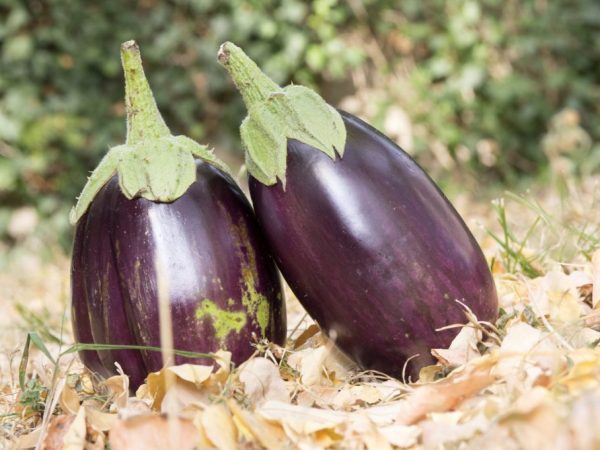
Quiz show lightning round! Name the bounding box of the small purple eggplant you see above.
[218,42,497,380]
[71,41,285,389]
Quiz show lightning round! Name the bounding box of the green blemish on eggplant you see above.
[195,298,247,343]
[235,221,270,336]
[217,42,346,187]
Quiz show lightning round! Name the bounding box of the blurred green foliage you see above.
[0,0,598,247]
[386,0,600,180]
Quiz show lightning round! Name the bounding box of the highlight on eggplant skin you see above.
[249,111,498,380]
[71,161,286,389]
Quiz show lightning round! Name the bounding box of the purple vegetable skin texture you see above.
[249,112,498,380]
[72,161,286,389]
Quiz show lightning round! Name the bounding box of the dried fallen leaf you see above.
[201,403,238,450]
[432,326,481,367]
[288,343,354,387]
[258,400,348,435]
[348,412,391,450]
[239,357,290,405]
[116,398,153,420]
[288,346,328,386]
[62,407,86,450]
[14,427,43,450]
[331,384,382,409]
[228,399,287,450]
[167,364,215,386]
[500,387,563,450]
[145,363,213,410]
[568,392,600,449]
[144,361,230,414]
[532,266,586,322]
[39,415,75,450]
[59,384,80,415]
[495,321,562,385]
[108,415,200,450]
[85,406,118,432]
[378,424,421,448]
[394,355,497,425]
[421,412,488,449]
[103,375,129,410]
[142,350,232,411]
[558,348,600,394]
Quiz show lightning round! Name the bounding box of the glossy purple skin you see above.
[249,112,497,380]
[71,161,286,389]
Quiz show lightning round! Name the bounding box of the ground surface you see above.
[2,176,600,449]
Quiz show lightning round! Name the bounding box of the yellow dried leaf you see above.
[103,375,129,410]
[394,355,497,425]
[289,346,327,386]
[378,424,421,448]
[288,343,354,387]
[228,399,287,450]
[349,412,392,450]
[295,385,337,407]
[160,378,211,415]
[418,364,444,382]
[80,372,95,395]
[59,384,81,415]
[568,392,600,449]
[495,321,562,383]
[421,412,488,448]
[191,411,220,447]
[258,400,348,435]
[313,428,343,447]
[201,404,238,450]
[501,388,562,450]
[239,357,290,405]
[558,348,600,394]
[14,427,42,450]
[332,385,381,409]
[62,407,86,450]
[167,364,214,386]
[108,415,200,450]
[39,415,75,450]
[533,265,585,322]
[145,362,215,411]
[432,326,481,367]
[85,406,117,432]
[116,398,153,420]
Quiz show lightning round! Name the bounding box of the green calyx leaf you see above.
[70,41,229,225]
[218,42,346,186]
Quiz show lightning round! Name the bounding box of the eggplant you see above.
[70,41,285,389]
[218,42,498,380]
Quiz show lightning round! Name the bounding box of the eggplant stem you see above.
[217,42,282,109]
[121,40,170,144]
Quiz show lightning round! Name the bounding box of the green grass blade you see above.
[18,333,31,391]
[60,342,215,361]
[29,332,57,365]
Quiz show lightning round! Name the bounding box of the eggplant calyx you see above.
[70,41,228,225]
[218,42,346,186]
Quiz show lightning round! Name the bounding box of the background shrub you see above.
[0,0,598,248]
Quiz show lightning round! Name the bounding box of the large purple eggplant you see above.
[70,41,285,389]
[218,42,497,380]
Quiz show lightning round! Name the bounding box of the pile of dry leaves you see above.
[3,177,600,449]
